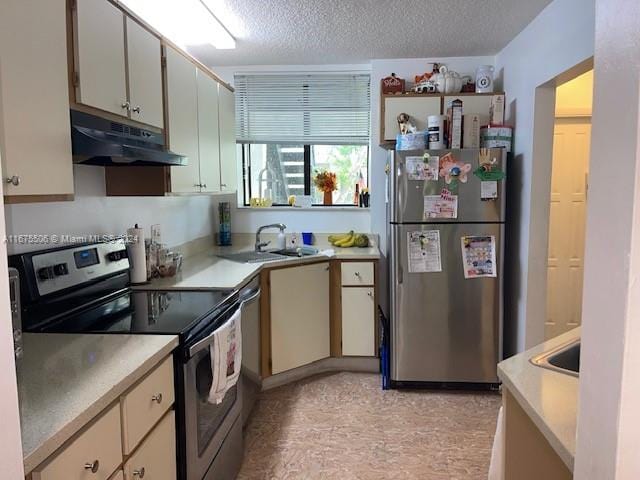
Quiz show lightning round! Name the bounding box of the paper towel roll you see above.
[127,227,147,284]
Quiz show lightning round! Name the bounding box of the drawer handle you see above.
[151,393,163,404]
[354,272,361,278]
[132,106,141,114]
[367,291,373,298]
[133,467,146,478]
[84,460,99,473]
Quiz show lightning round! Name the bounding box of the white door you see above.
[197,71,221,193]
[341,287,376,356]
[545,117,591,340]
[126,18,163,128]
[218,85,237,192]
[166,46,200,193]
[270,262,330,374]
[75,0,128,117]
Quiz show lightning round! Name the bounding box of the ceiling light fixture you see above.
[119,0,236,49]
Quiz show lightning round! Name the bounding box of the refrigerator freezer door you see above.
[389,223,503,383]
[388,148,506,223]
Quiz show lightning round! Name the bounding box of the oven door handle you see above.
[187,302,241,358]
[240,288,260,307]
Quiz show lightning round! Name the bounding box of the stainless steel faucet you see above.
[255,223,286,252]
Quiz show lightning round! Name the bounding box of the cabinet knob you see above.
[367,291,373,298]
[133,467,146,478]
[84,460,100,473]
[151,393,163,404]
[194,183,203,188]
[220,183,227,188]
[6,175,20,186]
[354,272,361,277]
[132,106,141,114]
[121,101,131,111]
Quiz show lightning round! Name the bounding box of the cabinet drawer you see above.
[341,262,375,286]
[124,411,176,480]
[121,356,174,454]
[341,287,376,356]
[32,403,122,480]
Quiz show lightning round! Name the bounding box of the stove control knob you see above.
[107,249,128,262]
[37,266,55,281]
[53,263,68,276]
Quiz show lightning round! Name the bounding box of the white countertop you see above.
[137,244,381,291]
[497,328,580,472]
[18,333,178,473]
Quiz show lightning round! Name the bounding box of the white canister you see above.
[427,115,446,149]
[475,65,495,93]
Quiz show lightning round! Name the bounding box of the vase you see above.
[323,191,333,206]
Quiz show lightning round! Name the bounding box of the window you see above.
[235,73,370,206]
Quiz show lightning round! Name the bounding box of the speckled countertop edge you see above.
[497,328,580,472]
[20,334,179,473]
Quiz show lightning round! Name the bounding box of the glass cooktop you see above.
[32,289,236,337]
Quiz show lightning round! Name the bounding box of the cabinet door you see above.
[443,95,491,128]
[270,262,330,374]
[383,96,441,141]
[126,18,164,128]
[75,0,128,116]
[218,85,237,192]
[341,287,376,356]
[124,411,176,480]
[0,0,74,198]
[197,71,221,192]
[166,46,200,193]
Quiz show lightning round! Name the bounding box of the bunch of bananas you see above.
[328,231,370,248]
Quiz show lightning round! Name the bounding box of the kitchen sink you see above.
[531,340,580,377]
[272,248,317,258]
[218,251,287,263]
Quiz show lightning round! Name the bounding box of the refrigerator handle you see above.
[398,265,403,284]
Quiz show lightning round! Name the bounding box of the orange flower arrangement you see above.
[313,170,338,193]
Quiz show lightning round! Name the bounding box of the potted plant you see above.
[313,170,338,205]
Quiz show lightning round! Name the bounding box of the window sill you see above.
[237,206,370,212]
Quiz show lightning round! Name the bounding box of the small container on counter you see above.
[302,232,313,245]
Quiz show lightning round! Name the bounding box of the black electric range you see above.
[9,240,246,480]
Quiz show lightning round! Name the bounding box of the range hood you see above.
[71,110,187,166]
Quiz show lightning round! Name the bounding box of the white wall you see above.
[0,61,24,480]
[494,0,595,354]
[4,166,218,254]
[575,0,640,477]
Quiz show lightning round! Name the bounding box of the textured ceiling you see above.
[190,0,553,67]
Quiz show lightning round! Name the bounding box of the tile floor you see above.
[238,372,501,479]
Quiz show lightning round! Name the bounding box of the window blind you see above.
[234,73,371,145]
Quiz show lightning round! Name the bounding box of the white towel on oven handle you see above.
[208,306,242,404]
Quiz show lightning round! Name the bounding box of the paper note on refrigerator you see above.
[406,155,439,181]
[481,181,498,200]
[408,231,442,273]
[461,235,497,279]
[424,194,458,219]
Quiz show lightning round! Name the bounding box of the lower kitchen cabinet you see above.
[124,411,176,480]
[270,262,330,374]
[341,287,376,356]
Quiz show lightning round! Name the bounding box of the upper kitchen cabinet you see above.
[72,0,164,128]
[218,85,238,192]
[0,0,74,202]
[73,0,128,117]
[165,45,200,193]
[126,17,164,128]
[197,72,221,193]
[382,95,441,141]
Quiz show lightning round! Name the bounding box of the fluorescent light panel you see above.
[120,0,235,49]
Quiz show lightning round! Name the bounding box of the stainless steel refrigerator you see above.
[387,148,506,387]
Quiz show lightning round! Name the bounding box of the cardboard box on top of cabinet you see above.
[490,94,505,125]
[446,99,463,149]
[463,114,481,148]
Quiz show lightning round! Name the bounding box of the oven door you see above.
[182,301,243,480]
